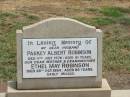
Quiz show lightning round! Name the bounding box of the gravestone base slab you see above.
[7,79,111,97]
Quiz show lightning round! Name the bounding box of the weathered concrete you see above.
[17,18,102,89]
[0,90,130,97]
[2,89,130,97]
[0,93,6,97]
[7,79,111,97]
[111,90,130,97]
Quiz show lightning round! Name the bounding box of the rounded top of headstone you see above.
[23,18,95,30]
[22,18,97,38]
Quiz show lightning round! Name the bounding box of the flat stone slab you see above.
[2,89,130,97]
[0,93,6,97]
[7,79,111,97]
[111,90,130,97]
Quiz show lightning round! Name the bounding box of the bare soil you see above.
[1,0,130,17]
[0,81,6,93]
[104,71,130,89]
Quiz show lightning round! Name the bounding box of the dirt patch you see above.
[0,81,6,93]
[104,71,130,89]
[1,0,130,11]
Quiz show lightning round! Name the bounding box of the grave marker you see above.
[7,18,111,97]
[17,18,102,89]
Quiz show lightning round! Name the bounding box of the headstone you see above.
[16,18,102,89]
[7,18,111,97]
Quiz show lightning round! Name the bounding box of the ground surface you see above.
[0,0,130,92]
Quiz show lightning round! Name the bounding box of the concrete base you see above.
[0,93,6,97]
[112,90,130,97]
[2,90,130,97]
[7,79,111,97]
